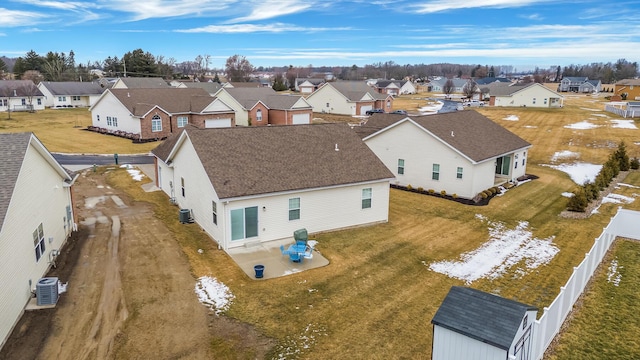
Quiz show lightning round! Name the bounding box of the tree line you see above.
[0,48,637,85]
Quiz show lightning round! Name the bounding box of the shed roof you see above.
[357,111,531,163]
[151,123,394,199]
[431,286,537,350]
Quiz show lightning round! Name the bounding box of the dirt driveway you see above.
[0,168,273,360]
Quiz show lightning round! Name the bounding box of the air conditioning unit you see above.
[36,277,59,306]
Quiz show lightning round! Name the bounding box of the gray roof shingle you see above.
[223,87,309,110]
[358,111,531,163]
[39,81,106,96]
[0,133,31,233]
[432,286,537,350]
[0,80,44,97]
[329,81,389,101]
[108,88,217,116]
[118,77,169,88]
[152,123,394,199]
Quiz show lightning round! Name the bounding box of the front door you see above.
[230,206,258,241]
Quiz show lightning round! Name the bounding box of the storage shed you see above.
[431,286,537,360]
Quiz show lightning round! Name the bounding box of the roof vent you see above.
[36,277,59,306]
[335,143,339,151]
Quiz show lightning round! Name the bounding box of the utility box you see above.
[36,277,59,306]
[179,209,191,223]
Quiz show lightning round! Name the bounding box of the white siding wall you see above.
[306,86,355,115]
[38,86,55,107]
[214,91,249,126]
[433,326,506,360]
[222,181,390,249]
[91,93,141,134]
[0,145,73,348]
[494,86,560,108]
[365,121,494,199]
[509,310,537,359]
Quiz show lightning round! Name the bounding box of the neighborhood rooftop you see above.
[0,133,32,233]
[107,88,216,116]
[358,111,531,163]
[152,123,394,199]
[39,81,106,96]
[431,286,537,351]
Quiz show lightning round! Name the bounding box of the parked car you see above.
[465,100,484,107]
[390,110,408,115]
[366,108,385,115]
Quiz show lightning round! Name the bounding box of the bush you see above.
[452,193,458,199]
[567,188,588,212]
[406,184,412,190]
[428,189,435,194]
[417,187,424,192]
[440,190,447,196]
[480,192,488,199]
[631,157,640,170]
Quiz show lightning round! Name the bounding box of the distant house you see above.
[0,80,46,112]
[558,77,601,93]
[295,78,325,94]
[89,88,235,141]
[431,286,537,360]
[614,78,640,101]
[357,111,531,199]
[37,81,106,108]
[475,77,511,86]
[487,83,564,108]
[0,132,76,349]
[111,77,170,89]
[173,81,223,96]
[428,78,468,93]
[372,80,417,95]
[150,124,394,251]
[305,81,394,116]
[213,87,313,126]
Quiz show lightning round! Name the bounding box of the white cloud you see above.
[177,23,351,34]
[98,0,237,21]
[0,8,48,26]
[412,0,556,13]
[228,0,314,23]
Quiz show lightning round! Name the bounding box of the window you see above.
[522,315,528,330]
[58,96,66,102]
[72,96,81,101]
[532,98,536,105]
[33,223,45,262]
[96,115,100,122]
[398,159,405,175]
[515,161,518,169]
[37,98,42,105]
[362,188,372,209]
[151,115,162,132]
[256,109,263,122]
[177,116,188,128]
[21,98,26,105]
[456,167,463,179]
[544,98,548,105]
[432,164,440,180]
[181,177,185,197]
[106,116,112,126]
[326,102,330,108]
[386,99,391,108]
[289,198,300,220]
[112,117,118,126]
[212,201,218,225]
[231,207,258,241]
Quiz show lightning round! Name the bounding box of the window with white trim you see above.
[107,116,112,126]
[181,177,185,197]
[212,201,218,225]
[362,188,372,209]
[113,117,118,126]
[177,116,188,128]
[33,223,45,262]
[256,109,263,122]
[152,115,162,132]
[432,164,440,180]
[398,159,405,175]
[456,167,463,179]
[289,197,300,220]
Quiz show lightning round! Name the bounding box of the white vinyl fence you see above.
[605,104,639,118]
[530,208,640,360]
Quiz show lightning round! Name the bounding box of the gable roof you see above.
[326,81,389,101]
[0,132,73,234]
[615,78,640,86]
[107,88,219,116]
[475,77,511,85]
[429,78,469,88]
[39,81,106,96]
[223,87,310,110]
[178,81,223,94]
[562,76,588,82]
[359,111,531,163]
[152,123,394,199]
[487,82,562,98]
[0,80,44,97]
[116,77,169,88]
[431,286,537,351]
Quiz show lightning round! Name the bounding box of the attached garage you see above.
[205,118,232,128]
[292,113,310,124]
[360,105,373,115]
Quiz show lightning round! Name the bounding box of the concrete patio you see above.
[227,238,330,280]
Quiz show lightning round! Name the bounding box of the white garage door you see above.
[301,88,313,93]
[361,105,373,114]
[292,113,310,124]
[205,118,231,128]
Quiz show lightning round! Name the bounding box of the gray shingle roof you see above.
[179,82,223,94]
[108,88,217,116]
[432,286,537,350]
[475,77,511,85]
[615,78,640,86]
[0,80,44,97]
[118,77,169,88]
[152,123,394,199]
[0,132,31,233]
[224,88,309,110]
[39,81,106,96]
[359,111,531,163]
[329,81,389,101]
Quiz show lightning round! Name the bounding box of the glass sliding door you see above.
[230,206,259,241]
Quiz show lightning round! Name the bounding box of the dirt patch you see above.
[0,168,275,360]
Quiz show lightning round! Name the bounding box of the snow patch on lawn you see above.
[565,121,600,129]
[610,119,637,129]
[551,150,580,162]
[607,259,622,286]
[428,215,559,284]
[503,115,519,121]
[275,323,328,359]
[120,164,145,181]
[194,276,234,315]
[591,193,636,214]
[543,162,602,185]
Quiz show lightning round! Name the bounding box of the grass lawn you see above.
[9,93,640,358]
[0,108,158,154]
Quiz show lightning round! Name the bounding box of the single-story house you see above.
[356,111,532,199]
[0,80,46,112]
[213,87,313,126]
[558,77,601,93]
[431,286,537,360]
[173,81,224,96]
[295,78,325,94]
[111,77,170,89]
[37,81,107,108]
[305,81,394,116]
[475,77,511,86]
[0,132,76,349]
[428,78,468,94]
[150,123,394,251]
[487,83,564,108]
[372,80,417,95]
[89,88,236,141]
[614,79,640,101]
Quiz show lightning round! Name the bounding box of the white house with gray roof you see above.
[0,80,46,112]
[0,132,76,350]
[431,286,537,360]
[150,124,394,251]
[37,81,107,108]
[357,111,531,199]
[305,81,394,116]
[487,83,563,108]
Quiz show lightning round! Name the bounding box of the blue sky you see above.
[1,0,639,71]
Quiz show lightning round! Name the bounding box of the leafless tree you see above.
[225,55,254,82]
[462,80,478,100]
[442,79,455,99]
